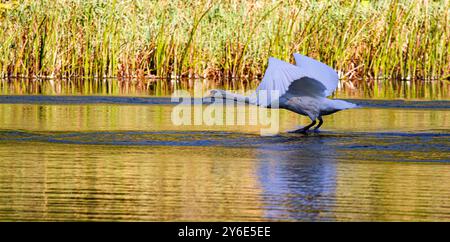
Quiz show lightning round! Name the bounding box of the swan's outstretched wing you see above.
[249,57,327,107]
[293,53,339,96]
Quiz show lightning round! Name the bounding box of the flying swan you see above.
[208,53,358,133]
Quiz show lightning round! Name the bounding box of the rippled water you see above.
[0,96,449,221]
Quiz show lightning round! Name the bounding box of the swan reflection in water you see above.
[257,136,338,221]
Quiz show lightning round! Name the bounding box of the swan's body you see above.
[209,53,357,133]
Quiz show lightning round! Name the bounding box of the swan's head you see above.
[203,89,222,102]
[205,89,224,98]
[208,89,219,96]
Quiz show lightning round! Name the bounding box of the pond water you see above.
[0,96,449,221]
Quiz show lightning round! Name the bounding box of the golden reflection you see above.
[0,143,264,221]
[1,78,448,100]
[0,103,449,221]
[335,161,450,221]
[0,104,448,134]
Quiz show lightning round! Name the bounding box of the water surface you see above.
[0,97,449,221]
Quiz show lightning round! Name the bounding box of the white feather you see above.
[249,57,329,107]
[207,54,357,132]
[293,53,339,97]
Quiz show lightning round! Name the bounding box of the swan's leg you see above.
[289,120,317,134]
[313,116,323,132]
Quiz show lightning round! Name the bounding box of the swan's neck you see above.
[325,99,358,111]
[214,90,249,103]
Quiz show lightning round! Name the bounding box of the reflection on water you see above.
[0,143,265,221]
[257,139,338,221]
[0,99,449,221]
[0,102,448,134]
[1,78,449,100]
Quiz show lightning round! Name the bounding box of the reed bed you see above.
[0,0,449,90]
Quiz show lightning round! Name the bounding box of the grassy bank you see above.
[0,0,449,89]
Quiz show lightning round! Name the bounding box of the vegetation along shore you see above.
[0,0,449,91]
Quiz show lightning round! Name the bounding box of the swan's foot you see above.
[288,127,309,134]
[313,117,323,133]
[289,120,317,134]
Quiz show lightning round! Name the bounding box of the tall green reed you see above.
[0,0,448,91]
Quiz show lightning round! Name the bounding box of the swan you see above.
[208,53,358,133]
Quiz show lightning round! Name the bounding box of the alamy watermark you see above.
[170,87,280,135]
